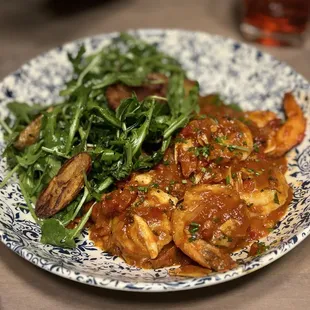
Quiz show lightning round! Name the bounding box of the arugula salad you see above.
[0,34,199,247]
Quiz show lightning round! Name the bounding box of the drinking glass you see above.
[240,0,310,46]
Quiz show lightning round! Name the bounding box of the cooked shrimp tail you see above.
[266,93,306,157]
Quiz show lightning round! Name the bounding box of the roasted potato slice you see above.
[35,152,92,218]
[14,114,43,150]
[14,107,53,150]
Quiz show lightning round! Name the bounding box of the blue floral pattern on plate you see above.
[0,29,309,292]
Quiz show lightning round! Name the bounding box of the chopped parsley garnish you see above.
[253,143,260,153]
[215,156,223,164]
[214,135,250,153]
[182,179,187,184]
[133,197,145,207]
[190,175,196,184]
[189,222,200,227]
[212,217,220,223]
[227,144,250,152]
[274,192,280,204]
[225,175,230,185]
[215,136,227,144]
[163,160,170,166]
[247,168,261,176]
[137,186,148,193]
[199,145,211,158]
[191,145,211,158]
[188,222,200,242]
[188,236,197,242]
[189,226,200,234]
[256,242,270,255]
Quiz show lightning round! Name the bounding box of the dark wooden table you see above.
[1,1,309,309]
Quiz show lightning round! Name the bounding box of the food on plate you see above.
[88,92,304,275]
[0,34,306,277]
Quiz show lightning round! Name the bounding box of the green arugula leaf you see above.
[167,73,185,118]
[41,219,76,248]
[68,44,86,74]
[16,142,43,168]
[7,102,44,124]
[40,205,93,248]
[65,87,89,154]
[87,101,122,128]
[130,100,155,157]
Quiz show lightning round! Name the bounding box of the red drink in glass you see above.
[241,0,310,46]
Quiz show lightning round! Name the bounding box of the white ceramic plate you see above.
[0,29,309,292]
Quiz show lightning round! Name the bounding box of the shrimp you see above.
[245,111,277,128]
[175,117,253,177]
[235,168,289,216]
[268,93,306,157]
[111,189,177,266]
[172,184,250,271]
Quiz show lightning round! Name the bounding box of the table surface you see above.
[0,1,309,309]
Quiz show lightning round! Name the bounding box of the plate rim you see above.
[0,28,309,292]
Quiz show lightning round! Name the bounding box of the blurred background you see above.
[0,0,309,79]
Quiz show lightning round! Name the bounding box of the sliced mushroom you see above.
[35,152,92,218]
